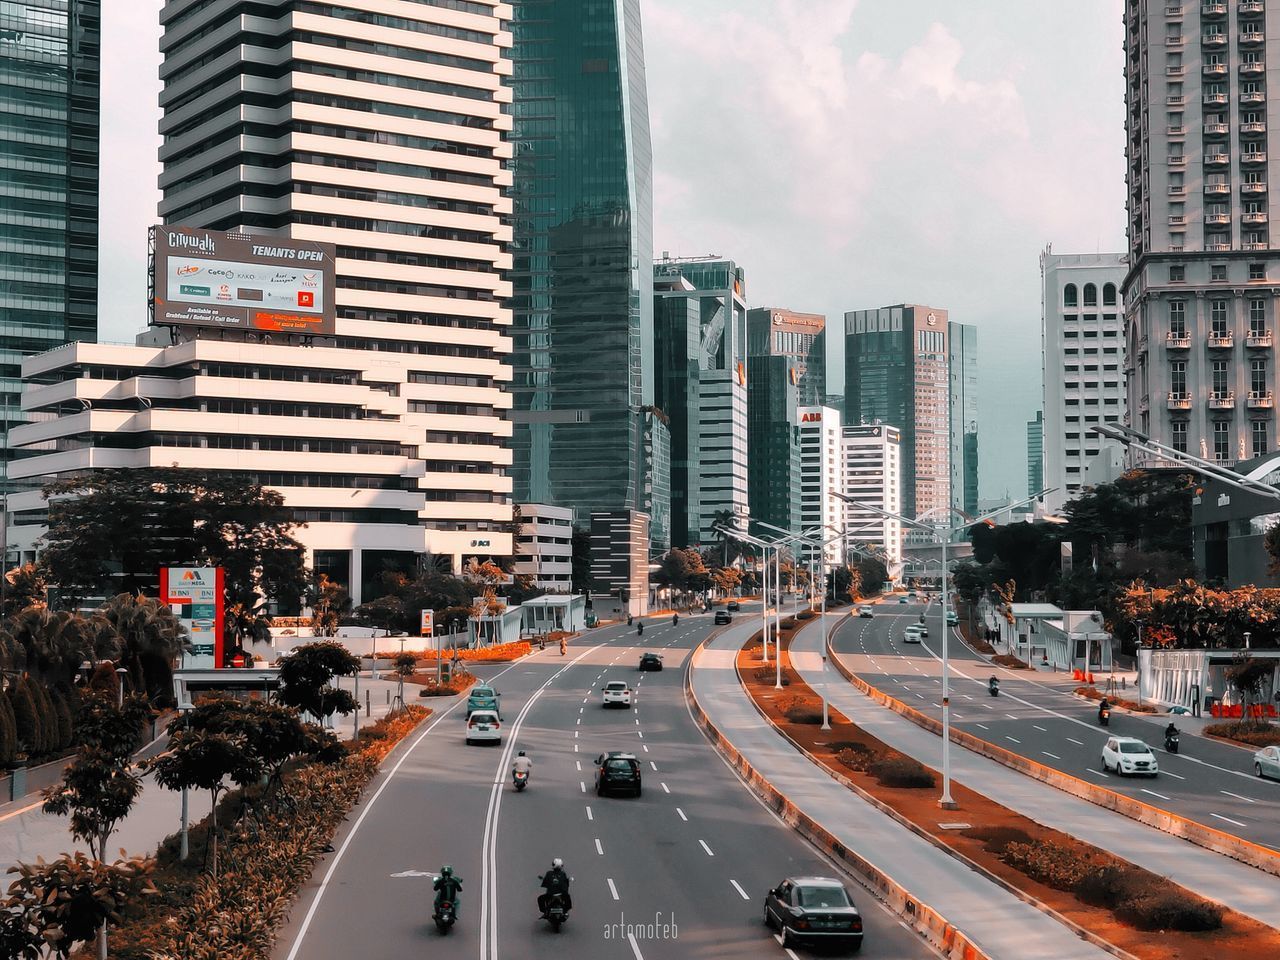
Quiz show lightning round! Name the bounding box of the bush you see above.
[1115,889,1223,932]
[1075,864,1149,909]
[1204,720,1280,747]
[1002,841,1104,892]
[833,742,880,773]
[869,756,935,788]
[963,825,1035,856]
[752,666,789,685]
[784,704,824,724]
[992,654,1028,669]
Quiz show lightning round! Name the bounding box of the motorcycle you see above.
[513,769,529,792]
[1164,732,1180,754]
[637,621,644,636]
[988,678,1000,698]
[1098,706,1111,727]
[672,614,679,626]
[539,889,571,933]
[433,899,457,934]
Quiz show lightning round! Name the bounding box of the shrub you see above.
[10,678,41,757]
[784,704,824,725]
[1204,720,1280,747]
[752,666,790,685]
[834,742,880,773]
[992,654,1028,669]
[1002,841,1104,892]
[1115,889,1223,932]
[1074,864,1149,909]
[869,756,935,788]
[963,825,1035,856]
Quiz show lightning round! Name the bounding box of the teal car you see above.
[946,611,959,625]
[467,684,501,719]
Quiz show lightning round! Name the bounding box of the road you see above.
[273,615,934,960]
[835,598,1280,851]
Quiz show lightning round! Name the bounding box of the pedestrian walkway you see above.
[793,614,1280,928]
[690,618,1113,960]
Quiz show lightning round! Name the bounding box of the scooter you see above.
[672,614,679,626]
[513,769,529,792]
[1099,706,1111,727]
[433,899,457,934]
[637,621,644,636]
[988,678,1000,698]
[539,889,572,933]
[1164,732,1180,754]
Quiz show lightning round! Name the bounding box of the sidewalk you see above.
[0,674,420,879]
[690,617,1112,960]
[795,614,1280,928]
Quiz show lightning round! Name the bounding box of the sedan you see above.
[714,610,732,625]
[1101,736,1159,777]
[727,601,741,611]
[763,876,863,951]
[639,652,663,672]
[1254,745,1280,780]
[857,606,874,618]
[902,625,924,644]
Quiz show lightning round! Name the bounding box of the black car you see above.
[714,610,732,624]
[594,751,642,797]
[727,601,741,611]
[763,876,863,951]
[639,652,663,672]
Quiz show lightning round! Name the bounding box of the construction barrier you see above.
[1209,703,1278,719]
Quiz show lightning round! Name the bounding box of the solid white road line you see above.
[677,808,688,821]
[608,878,620,900]
[730,879,751,900]
[1211,812,1248,827]
[699,839,715,856]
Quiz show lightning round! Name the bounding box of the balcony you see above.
[1242,181,1268,194]
[1168,391,1193,409]
[1242,121,1267,135]
[1209,332,1235,347]
[1205,181,1231,195]
[1202,0,1227,12]
[1166,332,1192,348]
[1248,330,1274,347]
[1203,122,1229,137]
[1204,63,1229,77]
[1203,33,1229,48]
[1244,211,1269,224]
[1205,213,1231,225]
[1169,65,1190,77]
[1208,242,1233,250]
[1242,92,1267,108]
[1245,241,1270,249]
[1248,390,1275,408]
[1240,32,1266,46]
[1242,152,1268,166]
[1241,62,1265,76]
[1168,35,1188,47]
[1204,153,1230,167]
[1167,2,1185,12]
[1204,92,1229,107]
[1169,155,1188,166]
[1240,0,1265,12]
[1209,391,1237,409]
[1168,125,1187,137]
[1168,95,1187,107]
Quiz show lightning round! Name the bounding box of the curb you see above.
[825,633,1280,880]
[683,626,993,960]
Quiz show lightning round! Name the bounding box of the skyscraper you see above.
[0,0,100,491]
[841,424,902,567]
[797,406,845,570]
[948,321,979,516]
[746,308,826,406]
[1028,411,1045,499]
[653,272,702,546]
[1041,251,1127,511]
[653,256,748,543]
[509,0,654,524]
[844,304,950,523]
[1124,0,1279,463]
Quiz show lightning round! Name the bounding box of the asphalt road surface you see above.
[274,615,936,960]
[835,599,1280,851]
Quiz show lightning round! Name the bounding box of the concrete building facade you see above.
[797,405,845,569]
[514,503,573,592]
[1123,0,1280,465]
[1041,252,1128,511]
[841,424,903,566]
[746,308,826,407]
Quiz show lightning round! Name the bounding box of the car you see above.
[946,611,959,625]
[602,680,632,708]
[857,606,874,618]
[763,876,863,951]
[902,625,924,644]
[1254,745,1280,780]
[639,652,663,672]
[466,684,501,719]
[595,751,642,796]
[464,709,501,745]
[1101,736,1159,777]
[714,610,732,625]
[727,601,741,611]
[897,597,909,605]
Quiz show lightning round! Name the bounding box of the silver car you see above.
[1254,745,1280,780]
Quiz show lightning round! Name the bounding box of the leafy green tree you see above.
[277,640,359,722]
[308,575,351,638]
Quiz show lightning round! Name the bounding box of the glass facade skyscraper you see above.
[0,0,100,485]
[948,321,979,516]
[509,0,654,525]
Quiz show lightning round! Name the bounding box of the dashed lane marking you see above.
[608,878,620,900]
[699,839,714,856]
[730,879,750,900]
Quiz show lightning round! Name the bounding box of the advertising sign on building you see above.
[160,567,225,669]
[150,226,337,335]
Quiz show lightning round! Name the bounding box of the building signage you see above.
[801,411,823,422]
[151,226,337,335]
[160,566,225,669]
[420,609,435,637]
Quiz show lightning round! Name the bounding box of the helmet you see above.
[552,858,563,869]
[441,865,453,877]
[518,750,526,757]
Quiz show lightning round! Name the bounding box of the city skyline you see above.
[96,1,1128,502]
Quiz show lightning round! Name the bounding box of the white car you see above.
[465,709,502,745]
[1101,736,1159,777]
[602,680,633,708]
[857,606,874,618]
[902,625,924,644]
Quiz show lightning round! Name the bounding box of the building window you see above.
[1169,265,1185,283]
[1212,359,1229,395]
[1171,360,1187,394]
[1210,298,1229,336]
[1212,264,1228,281]
[1253,358,1268,395]
[1169,300,1186,335]
[1063,284,1078,308]
[1172,421,1188,453]
[1250,298,1268,335]
[1253,420,1269,457]
[1103,283,1118,306]
[1083,283,1098,307]
[1251,263,1266,281]
[1213,420,1230,460]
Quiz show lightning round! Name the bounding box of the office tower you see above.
[589,509,650,616]
[844,305,950,524]
[8,2,519,598]
[653,256,749,543]
[509,0,654,523]
[948,321,980,516]
[0,1,100,498]
[746,308,827,406]
[1041,252,1128,510]
[1124,0,1279,463]
[746,353,802,540]
[841,424,903,566]
[1028,411,1045,499]
[797,406,845,570]
[514,504,573,591]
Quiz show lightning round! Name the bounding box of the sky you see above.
[98,0,1127,503]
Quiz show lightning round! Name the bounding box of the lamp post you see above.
[715,526,775,667]
[114,667,129,709]
[829,488,1055,810]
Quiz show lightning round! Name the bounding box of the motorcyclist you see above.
[637,621,644,635]
[559,636,567,656]
[627,614,634,626]
[988,676,999,692]
[538,858,572,913]
[434,864,463,916]
[672,613,679,626]
[1098,697,1111,721]
[1165,721,1179,740]
[512,750,532,781]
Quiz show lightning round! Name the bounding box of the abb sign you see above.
[801,412,824,423]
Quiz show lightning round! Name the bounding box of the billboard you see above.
[151,227,336,335]
[160,566,225,670]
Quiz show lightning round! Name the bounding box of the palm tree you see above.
[711,509,738,567]
[0,608,93,687]
[93,594,189,701]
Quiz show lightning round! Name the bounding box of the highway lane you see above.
[834,598,1280,851]
[275,615,935,960]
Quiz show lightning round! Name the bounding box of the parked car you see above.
[467,684,501,719]
[727,601,741,611]
[902,625,924,644]
[602,680,632,708]
[464,709,501,745]
[1101,736,1159,777]
[714,610,732,625]
[763,876,863,951]
[639,652,663,672]
[857,606,874,618]
[1254,745,1280,780]
[595,751,642,797]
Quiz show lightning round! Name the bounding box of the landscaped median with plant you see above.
[735,624,1277,960]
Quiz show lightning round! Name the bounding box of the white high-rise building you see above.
[1040,251,1128,512]
[841,424,903,566]
[797,406,844,569]
[9,1,515,604]
[514,504,573,592]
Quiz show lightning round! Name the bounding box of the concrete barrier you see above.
[684,631,993,960]
[825,637,1280,879]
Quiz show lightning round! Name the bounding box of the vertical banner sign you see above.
[160,567,225,669]
[420,609,435,637]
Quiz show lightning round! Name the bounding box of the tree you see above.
[92,594,189,702]
[1226,657,1276,724]
[2,562,47,618]
[393,652,416,710]
[2,852,156,960]
[710,565,741,597]
[0,608,95,688]
[276,640,359,722]
[308,575,351,639]
[9,676,42,759]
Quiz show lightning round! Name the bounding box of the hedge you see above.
[1204,720,1280,747]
